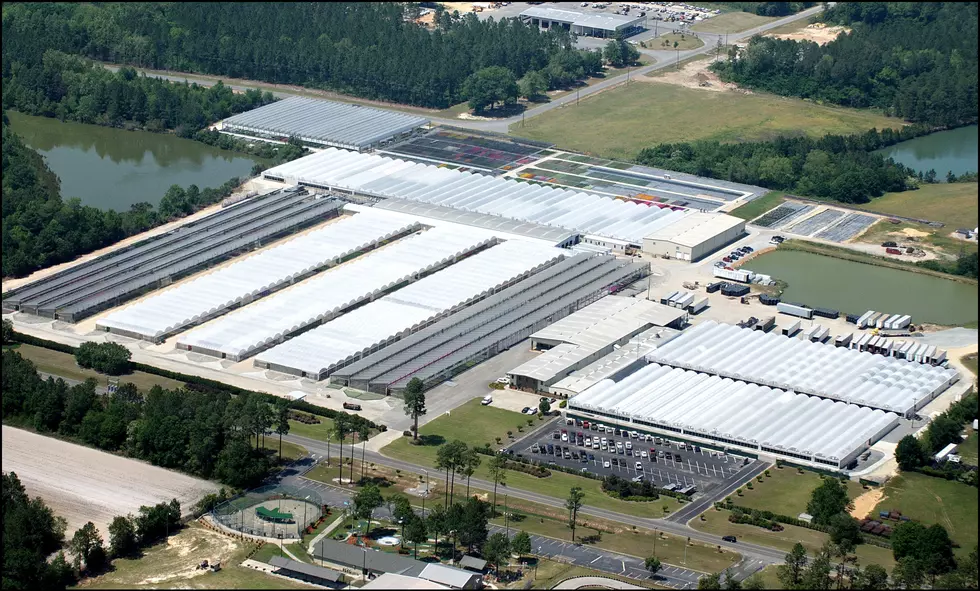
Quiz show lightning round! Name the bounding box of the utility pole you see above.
[576,87,580,105]
[504,494,510,536]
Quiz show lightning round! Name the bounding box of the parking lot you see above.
[509,418,754,497]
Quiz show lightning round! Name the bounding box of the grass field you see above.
[381,399,685,518]
[960,428,978,466]
[873,472,978,559]
[730,192,786,220]
[751,565,784,589]
[732,467,865,517]
[286,417,337,442]
[650,32,705,50]
[259,438,307,463]
[964,353,978,376]
[857,182,979,229]
[80,523,309,590]
[7,343,185,392]
[691,12,777,33]
[693,508,896,569]
[511,83,902,160]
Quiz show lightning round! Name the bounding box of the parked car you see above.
[481,395,493,406]
[723,257,732,263]
[722,536,737,543]
[635,462,644,471]
[603,460,611,469]
[521,407,531,414]
[496,376,510,385]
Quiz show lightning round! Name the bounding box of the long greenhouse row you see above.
[646,321,960,415]
[262,148,694,244]
[97,211,420,341]
[569,363,901,469]
[254,239,565,379]
[177,225,500,360]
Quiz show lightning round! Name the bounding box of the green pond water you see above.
[876,125,978,177]
[8,111,261,211]
[747,250,978,326]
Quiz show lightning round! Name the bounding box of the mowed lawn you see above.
[693,508,896,569]
[691,11,777,34]
[651,32,704,50]
[873,472,978,559]
[381,399,685,518]
[733,467,865,517]
[7,343,185,392]
[856,182,979,229]
[730,192,786,221]
[511,82,902,160]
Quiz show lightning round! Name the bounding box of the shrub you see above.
[559,400,567,408]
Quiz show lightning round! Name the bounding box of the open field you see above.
[856,182,979,229]
[78,523,309,590]
[960,428,978,465]
[691,11,777,33]
[732,467,865,518]
[381,400,684,518]
[259,438,307,463]
[872,472,978,559]
[511,82,902,160]
[1,426,219,536]
[285,418,337,443]
[751,565,783,589]
[7,343,185,392]
[730,192,785,220]
[964,353,978,376]
[693,508,896,569]
[650,33,704,50]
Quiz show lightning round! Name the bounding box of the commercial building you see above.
[331,253,649,394]
[568,362,901,469]
[646,321,960,415]
[221,96,429,151]
[507,296,686,393]
[642,212,746,261]
[312,539,425,578]
[254,239,564,379]
[520,6,645,38]
[417,564,483,589]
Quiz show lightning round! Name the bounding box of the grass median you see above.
[730,466,865,517]
[729,192,786,221]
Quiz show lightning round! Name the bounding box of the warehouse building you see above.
[254,240,564,379]
[222,97,429,151]
[330,253,649,395]
[262,148,739,250]
[507,296,686,393]
[646,321,960,415]
[642,212,746,261]
[568,362,901,470]
[520,6,645,38]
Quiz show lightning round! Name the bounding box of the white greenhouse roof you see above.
[644,212,744,247]
[551,327,678,396]
[222,96,428,150]
[646,321,960,414]
[177,225,499,359]
[570,363,900,465]
[96,211,417,340]
[263,148,695,244]
[255,240,564,377]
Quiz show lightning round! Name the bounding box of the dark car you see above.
[722,536,737,543]
[521,407,531,414]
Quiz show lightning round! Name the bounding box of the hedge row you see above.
[11,330,385,432]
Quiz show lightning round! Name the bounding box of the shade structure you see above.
[177,225,501,360]
[254,239,565,378]
[262,148,695,244]
[96,210,418,341]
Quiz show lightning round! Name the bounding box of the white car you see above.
[603,460,611,469]
[625,441,633,451]
[635,462,644,471]
[601,437,608,446]
[561,433,568,442]
[592,441,600,450]
[496,376,510,385]
[585,437,592,446]
[641,450,648,458]
[481,396,493,406]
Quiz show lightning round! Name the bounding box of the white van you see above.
[481,395,493,406]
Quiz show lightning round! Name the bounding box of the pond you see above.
[876,125,979,178]
[7,111,262,211]
[747,249,978,326]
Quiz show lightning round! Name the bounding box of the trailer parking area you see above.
[507,419,754,497]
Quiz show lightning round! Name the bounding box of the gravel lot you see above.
[2,426,219,536]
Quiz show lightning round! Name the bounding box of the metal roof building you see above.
[331,253,649,394]
[4,188,340,323]
[520,6,645,38]
[222,96,429,151]
[568,362,901,469]
[642,212,746,261]
[508,296,686,393]
[97,211,418,342]
[254,239,565,379]
[262,148,694,245]
[418,564,482,589]
[646,321,960,415]
[268,556,344,587]
[177,225,500,361]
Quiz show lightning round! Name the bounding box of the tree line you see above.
[3,470,183,590]
[711,2,978,127]
[1,3,582,109]
[715,2,815,17]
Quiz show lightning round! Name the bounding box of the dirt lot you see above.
[642,54,750,93]
[1,426,219,536]
[768,23,850,45]
[850,488,886,519]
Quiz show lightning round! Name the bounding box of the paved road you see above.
[282,433,787,568]
[101,5,824,134]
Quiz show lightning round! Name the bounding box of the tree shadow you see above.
[416,434,445,447]
[472,103,527,118]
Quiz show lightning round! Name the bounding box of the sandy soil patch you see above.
[850,488,886,519]
[768,24,850,46]
[901,228,931,238]
[441,2,493,12]
[1,426,219,536]
[641,56,751,94]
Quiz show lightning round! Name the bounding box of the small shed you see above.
[798,513,814,524]
[458,556,488,573]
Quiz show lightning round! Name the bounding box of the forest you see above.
[711,2,978,126]
[715,2,815,17]
[1,2,580,109]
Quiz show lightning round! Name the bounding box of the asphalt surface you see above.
[100,5,825,134]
